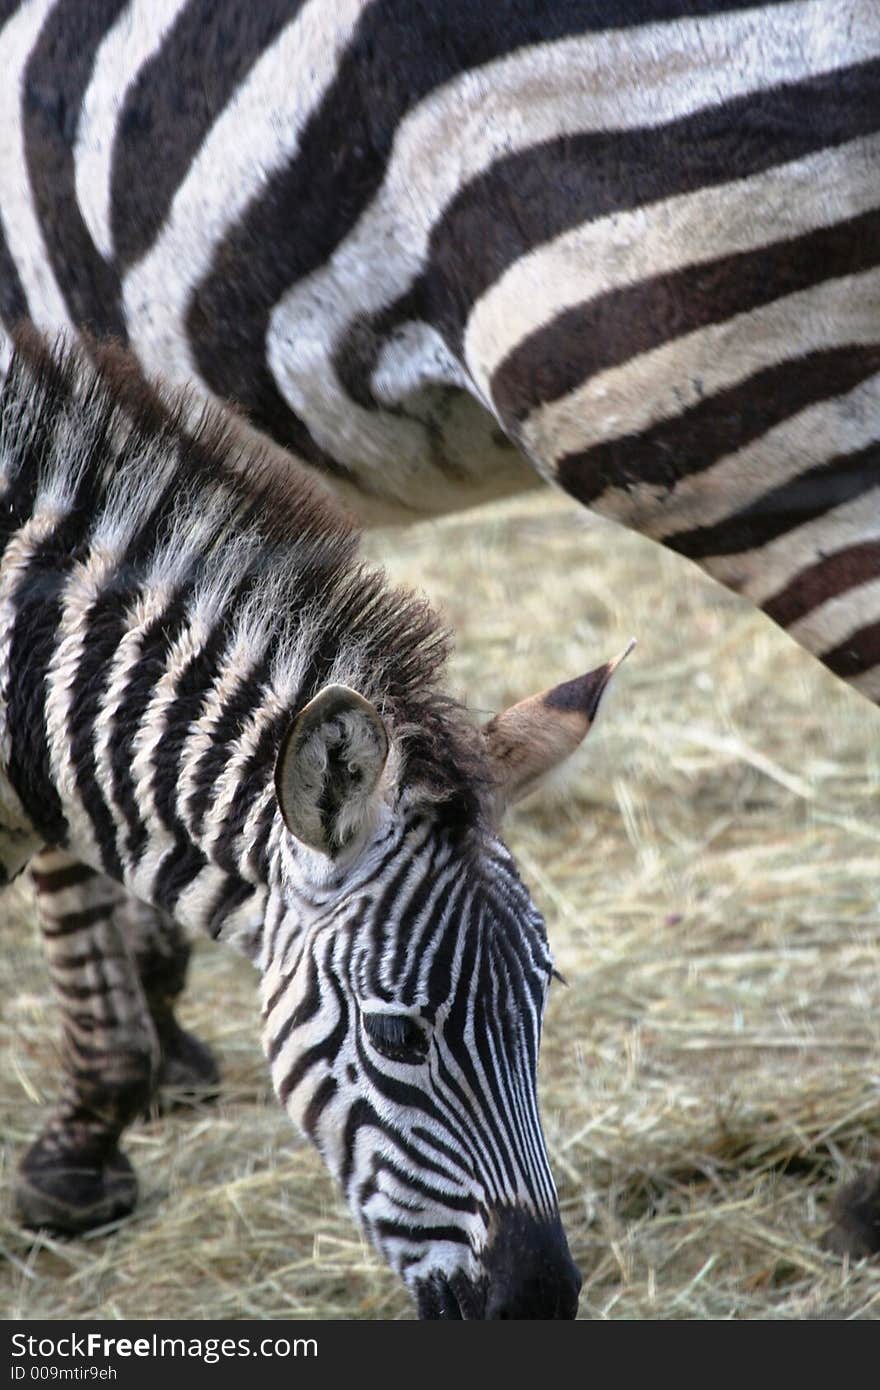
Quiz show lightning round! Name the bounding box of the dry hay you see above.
[1,490,879,1321]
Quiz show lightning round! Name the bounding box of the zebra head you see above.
[261,648,633,1319]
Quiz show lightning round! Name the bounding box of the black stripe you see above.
[373,1218,471,1249]
[762,540,880,629]
[401,871,466,1006]
[265,953,320,1059]
[667,438,880,561]
[31,859,97,893]
[152,840,209,915]
[49,943,117,973]
[4,586,68,850]
[302,1073,338,1141]
[5,471,101,846]
[202,872,257,938]
[355,1031,473,1160]
[411,1123,473,1175]
[431,924,510,1201]
[366,852,424,1001]
[23,0,129,339]
[472,983,530,1178]
[183,543,352,840]
[110,0,302,269]
[340,1098,381,1190]
[492,207,880,423]
[0,214,28,334]
[278,967,350,1105]
[207,710,284,882]
[558,345,880,506]
[362,1155,479,1215]
[149,614,232,911]
[0,351,54,546]
[51,975,120,1003]
[184,666,266,837]
[418,62,880,359]
[336,56,878,436]
[67,584,143,883]
[109,597,189,868]
[38,902,112,938]
[247,787,281,884]
[823,621,880,681]
[191,0,757,463]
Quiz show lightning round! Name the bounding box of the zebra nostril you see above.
[416,1273,468,1319]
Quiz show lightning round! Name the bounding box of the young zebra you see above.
[1,0,878,1254]
[0,327,634,1319]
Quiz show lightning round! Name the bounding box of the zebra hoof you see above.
[821,1165,880,1259]
[16,1142,138,1235]
[153,1022,221,1112]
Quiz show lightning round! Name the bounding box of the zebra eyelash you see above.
[362,1009,430,1065]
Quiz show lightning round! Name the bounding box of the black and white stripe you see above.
[1,332,590,1317]
[1,2,875,700]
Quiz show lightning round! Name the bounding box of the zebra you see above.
[0,0,878,1255]
[0,325,641,1318]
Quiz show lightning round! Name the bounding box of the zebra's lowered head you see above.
[261,655,631,1319]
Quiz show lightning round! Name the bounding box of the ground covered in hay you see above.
[1,491,879,1321]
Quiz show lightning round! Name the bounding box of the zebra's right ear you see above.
[275,685,389,857]
[483,642,635,813]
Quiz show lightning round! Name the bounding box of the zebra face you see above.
[266,814,581,1319]
[265,653,631,1317]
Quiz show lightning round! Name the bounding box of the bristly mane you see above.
[1,325,491,827]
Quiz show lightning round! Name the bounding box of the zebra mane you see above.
[2,325,491,827]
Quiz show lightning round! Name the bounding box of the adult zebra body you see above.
[0,0,876,700]
[0,0,878,1258]
[0,327,632,1318]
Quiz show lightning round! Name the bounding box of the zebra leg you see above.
[16,851,158,1232]
[16,851,217,1233]
[116,892,220,1109]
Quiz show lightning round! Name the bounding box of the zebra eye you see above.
[363,1011,429,1065]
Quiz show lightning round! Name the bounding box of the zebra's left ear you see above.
[483,641,635,813]
[275,684,389,857]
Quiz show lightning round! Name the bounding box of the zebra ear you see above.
[275,685,389,857]
[483,641,635,812]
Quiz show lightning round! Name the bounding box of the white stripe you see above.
[0,0,72,332]
[125,608,224,894]
[75,0,191,262]
[0,501,66,761]
[93,580,176,868]
[522,267,880,487]
[851,665,880,701]
[465,135,880,402]
[789,575,880,652]
[122,0,365,392]
[268,0,879,471]
[704,487,880,604]
[174,630,266,838]
[174,861,267,949]
[44,547,132,864]
[198,693,286,865]
[0,500,62,840]
[599,372,880,541]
